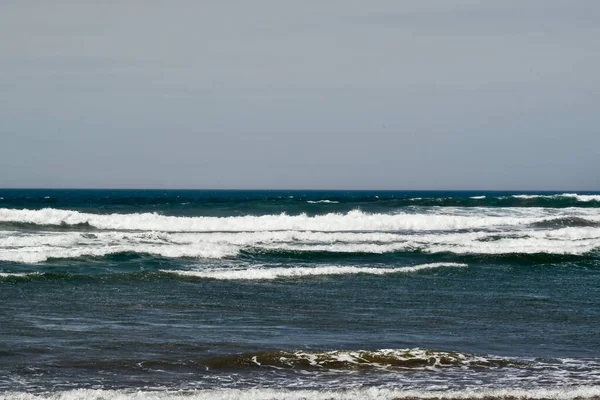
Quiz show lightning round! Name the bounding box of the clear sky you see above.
[1,1,598,190]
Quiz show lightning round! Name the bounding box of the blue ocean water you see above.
[1,189,600,400]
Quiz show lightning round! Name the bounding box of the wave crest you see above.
[512,193,600,202]
[161,263,467,280]
[3,387,600,400]
[0,208,552,232]
[203,348,518,371]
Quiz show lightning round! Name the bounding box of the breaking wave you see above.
[202,348,518,371]
[511,193,600,202]
[0,208,580,232]
[2,206,600,263]
[3,387,600,400]
[2,224,600,263]
[531,216,600,228]
[0,272,41,279]
[162,263,467,280]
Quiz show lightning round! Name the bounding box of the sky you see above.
[1,0,599,190]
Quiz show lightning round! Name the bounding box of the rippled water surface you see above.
[1,190,600,399]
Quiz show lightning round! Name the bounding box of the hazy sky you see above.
[1,1,599,189]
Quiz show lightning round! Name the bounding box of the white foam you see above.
[2,386,600,400]
[4,227,600,249]
[0,231,239,263]
[4,207,600,233]
[0,243,238,264]
[2,224,600,263]
[2,206,600,263]
[562,193,600,202]
[307,200,339,204]
[512,193,600,202]
[470,196,486,199]
[250,348,504,370]
[162,263,467,280]
[0,272,40,278]
[0,232,83,248]
[229,227,600,256]
[0,208,553,232]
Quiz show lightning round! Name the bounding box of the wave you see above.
[2,250,594,281]
[1,271,172,283]
[395,193,600,208]
[0,221,96,232]
[2,226,599,263]
[0,244,238,264]
[3,387,600,400]
[2,345,600,398]
[2,192,600,218]
[2,207,600,263]
[531,216,600,228]
[0,272,41,279]
[254,232,600,255]
[242,249,599,266]
[162,263,467,280]
[3,207,600,233]
[512,193,600,202]
[384,192,600,208]
[425,193,600,204]
[203,348,517,371]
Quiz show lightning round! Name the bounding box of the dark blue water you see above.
[1,190,600,399]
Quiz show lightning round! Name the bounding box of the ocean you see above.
[1,189,599,400]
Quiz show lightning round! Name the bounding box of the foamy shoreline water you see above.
[3,387,600,400]
[2,206,600,263]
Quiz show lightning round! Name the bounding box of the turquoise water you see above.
[1,190,600,399]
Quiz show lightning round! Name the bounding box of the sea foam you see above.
[162,263,467,280]
[0,208,558,232]
[512,193,600,202]
[1,225,600,263]
[0,272,40,278]
[2,386,600,400]
[2,207,600,263]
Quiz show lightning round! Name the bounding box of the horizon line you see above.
[1,188,599,192]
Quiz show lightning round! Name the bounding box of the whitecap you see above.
[2,386,600,400]
[2,224,600,263]
[0,208,567,232]
[0,272,41,278]
[512,193,600,202]
[306,200,339,204]
[162,263,467,280]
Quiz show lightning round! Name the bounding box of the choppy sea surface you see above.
[1,189,600,400]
